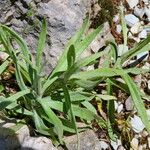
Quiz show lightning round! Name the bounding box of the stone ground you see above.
[0,0,150,150]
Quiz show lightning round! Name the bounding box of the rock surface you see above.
[62,129,111,150]
[0,0,92,73]
[0,119,57,150]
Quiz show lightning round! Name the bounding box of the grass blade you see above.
[120,35,150,64]
[38,99,63,143]
[36,18,47,73]
[0,60,9,74]
[122,73,150,134]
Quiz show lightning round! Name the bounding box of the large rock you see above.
[0,0,93,73]
[61,129,111,150]
[0,118,57,150]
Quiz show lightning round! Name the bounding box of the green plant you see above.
[0,14,149,150]
[0,18,110,148]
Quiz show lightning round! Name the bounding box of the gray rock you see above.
[126,0,139,9]
[138,29,147,39]
[21,137,57,150]
[0,120,57,150]
[0,0,93,73]
[134,6,145,18]
[125,14,139,27]
[0,122,30,150]
[130,115,145,133]
[125,96,134,111]
[64,129,110,150]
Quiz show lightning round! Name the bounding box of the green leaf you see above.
[74,79,101,89]
[81,101,97,114]
[106,79,116,141]
[7,89,30,101]
[0,60,9,74]
[120,35,150,64]
[122,73,150,134]
[70,68,126,80]
[67,45,76,69]
[96,94,117,101]
[51,18,90,75]
[0,24,31,59]
[43,21,103,93]
[36,18,47,73]
[33,110,52,136]
[0,99,12,111]
[0,85,4,93]
[62,83,80,149]
[65,49,108,80]
[38,99,63,142]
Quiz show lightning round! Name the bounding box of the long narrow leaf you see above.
[36,19,47,73]
[122,73,150,134]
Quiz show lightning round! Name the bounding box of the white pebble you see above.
[99,141,109,149]
[117,104,123,113]
[111,139,122,150]
[125,14,139,27]
[130,115,145,133]
[125,96,134,111]
[126,0,139,9]
[118,44,129,56]
[131,138,139,150]
[113,14,119,22]
[142,62,150,69]
[116,24,122,33]
[0,52,9,60]
[138,29,147,39]
[114,101,118,111]
[130,22,143,34]
[134,6,145,18]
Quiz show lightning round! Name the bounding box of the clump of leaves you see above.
[0,18,110,148]
[0,14,150,150]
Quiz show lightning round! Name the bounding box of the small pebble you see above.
[116,24,122,33]
[117,145,126,150]
[111,139,122,150]
[126,0,139,9]
[130,115,145,133]
[143,0,149,3]
[117,103,124,113]
[134,6,145,18]
[114,101,118,111]
[118,44,128,56]
[142,62,150,69]
[125,14,139,27]
[99,141,109,149]
[125,96,134,111]
[131,138,139,150]
[0,52,9,60]
[130,22,143,34]
[138,29,147,39]
[113,14,119,22]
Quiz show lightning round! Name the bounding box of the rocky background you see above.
[0,0,97,73]
[0,0,150,150]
